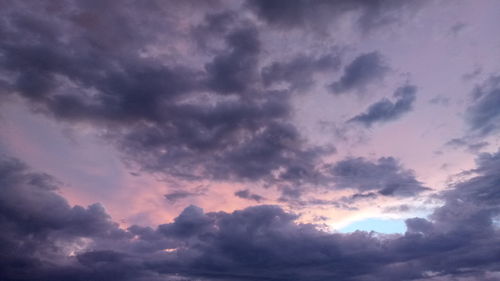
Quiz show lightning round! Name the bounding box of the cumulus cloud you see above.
[0,1,327,187]
[349,85,417,127]
[2,152,500,280]
[329,52,390,94]
[329,156,430,197]
[1,2,499,280]
[0,155,134,280]
[204,26,261,94]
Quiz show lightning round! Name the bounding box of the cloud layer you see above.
[1,1,499,280]
[1,151,500,280]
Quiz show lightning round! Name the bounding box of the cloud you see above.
[0,156,124,239]
[340,192,378,204]
[234,189,265,202]
[329,52,390,94]
[0,1,327,187]
[262,53,341,91]
[2,152,500,280]
[164,190,198,203]
[329,156,430,197]
[466,75,500,136]
[445,137,489,153]
[449,22,467,36]
[349,85,417,127]
[0,155,135,280]
[428,95,450,106]
[462,67,482,81]
[1,2,500,280]
[246,0,427,32]
[204,26,261,94]
[158,205,215,238]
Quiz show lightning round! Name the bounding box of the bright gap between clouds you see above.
[338,218,407,234]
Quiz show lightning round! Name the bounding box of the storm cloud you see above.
[1,1,499,280]
[0,1,327,187]
[2,152,500,280]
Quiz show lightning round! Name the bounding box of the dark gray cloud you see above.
[0,155,137,281]
[262,53,341,91]
[158,205,215,239]
[0,157,125,240]
[234,189,265,202]
[329,52,390,94]
[466,75,500,136]
[246,0,427,32]
[329,156,430,197]
[2,153,500,280]
[204,26,261,94]
[2,2,500,281]
[349,85,417,127]
[191,11,238,51]
[0,1,327,187]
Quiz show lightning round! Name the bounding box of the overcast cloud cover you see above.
[1,0,500,280]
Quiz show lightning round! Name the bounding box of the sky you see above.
[0,0,500,280]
